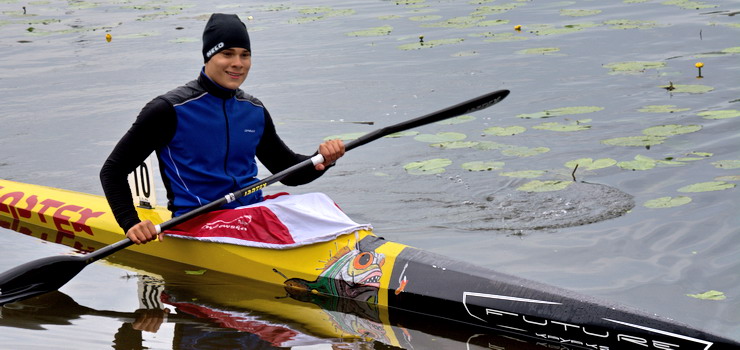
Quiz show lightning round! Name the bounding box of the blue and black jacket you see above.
[100,70,327,232]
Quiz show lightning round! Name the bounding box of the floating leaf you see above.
[185,269,207,275]
[659,84,714,94]
[517,180,572,192]
[404,158,452,175]
[437,115,476,125]
[602,135,666,147]
[644,196,692,208]
[499,170,546,178]
[385,131,419,138]
[347,25,393,37]
[516,47,561,55]
[662,0,718,10]
[482,32,528,42]
[698,109,740,120]
[721,46,740,54]
[560,9,602,16]
[517,106,603,119]
[716,175,740,181]
[618,155,657,171]
[528,23,600,36]
[462,161,505,171]
[603,19,658,29]
[408,15,443,22]
[565,158,617,170]
[421,15,485,28]
[483,126,526,136]
[642,124,701,137]
[711,160,740,169]
[414,132,466,143]
[501,146,550,157]
[472,3,524,15]
[430,141,480,149]
[533,120,591,132]
[474,141,512,150]
[687,290,726,301]
[678,181,735,193]
[638,105,691,113]
[398,38,465,50]
[603,61,665,75]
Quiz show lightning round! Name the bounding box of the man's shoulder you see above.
[235,90,264,109]
[158,80,206,106]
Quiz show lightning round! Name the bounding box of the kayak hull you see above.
[1,179,737,349]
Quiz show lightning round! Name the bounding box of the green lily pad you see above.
[501,146,550,157]
[602,135,666,147]
[385,131,419,138]
[660,84,714,94]
[638,105,691,113]
[517,106,603,119]
[462,161,505,172]
[721,46,740,54]
[711,160,740,169]
[185,269,207,275]
[483,126,526,136]
[420,15,485,28]
[430,141,480,149]
[472,3,524,15]
[618,155,657,171]
[716,175,740,182]
[414,132,467,143]
[408,15,443,22]
[533,120,591,132]
[662,0,718,10]
[528,23,600,36]
[642,124,702,137]
[399,38,465,50]
[698,109,740,120]
[678,181,735,193]
[517,180,572,192]
[347,25,393,37]
[644,196,692,208]
[474,141,512,150]
[603,61,666,75]
[404,158,452,175]
[482,32,528,42]
[499,170,546,178]
[603,19,659,29]
[565,158,617,170]
[561,9,602,16]
[516,47,561,55]
[324,132,366,141]
[686,290,726,301]
[436,115,475,125]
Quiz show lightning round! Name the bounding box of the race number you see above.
[127,157,157,209]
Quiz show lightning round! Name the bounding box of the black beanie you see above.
[202,13,251,63]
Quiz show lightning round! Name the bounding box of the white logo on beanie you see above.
[206,42,225,58]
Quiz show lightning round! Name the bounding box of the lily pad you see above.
[698,109,740,120]
[499,170,546,178]
[517,106,603,119]
[603,19,659,29]
[638,105,691,113]
[404,158,452,175]
[462,161,505,171]
[474,141,512,150]
[420,15,485,28]
[399,38,464,50]
[686,290,726,301]
[347,25,393,37]
[642,124,702,137]
[533,120,591,132]
[516,47,561,55]
[517,180,572,192]
[385,131,419,138]
[678,181,735,193]
[721,46,740,54]
[716,175,740,182]
[482,32,528,42]
[662,0,718,10]
[618,155,657,171]
[660,84,714,94]
[528,23,600,36]
[483,126,526,136]
[430,141,480,149]
[602,135,666,147]
[711,160,740,169]
[644,196,692,208]
[560,9,602,17]
[565,158,617,170]
[436,115,476,125]
[501,146,550,157]
[414,132,466,143]
[603,61,666,75]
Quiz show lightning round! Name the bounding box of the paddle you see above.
[0,89,509,305]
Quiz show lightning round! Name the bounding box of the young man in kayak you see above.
[100,13,345,245]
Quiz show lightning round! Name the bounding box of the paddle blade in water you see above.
[0,255,86,305]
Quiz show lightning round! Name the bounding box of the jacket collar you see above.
[198,67,238,99]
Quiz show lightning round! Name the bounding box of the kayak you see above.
[0,178,738,349]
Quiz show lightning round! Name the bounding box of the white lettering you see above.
[617,334,649,347]
[206,42,225,58]
[485,308,518,317]
[653,340,680,350]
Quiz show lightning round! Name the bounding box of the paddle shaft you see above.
[36,90,511,267]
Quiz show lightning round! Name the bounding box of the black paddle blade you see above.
[0,255,86,305]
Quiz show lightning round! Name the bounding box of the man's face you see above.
[204,47,251,90]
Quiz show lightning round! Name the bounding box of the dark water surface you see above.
[1,0,739,348]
